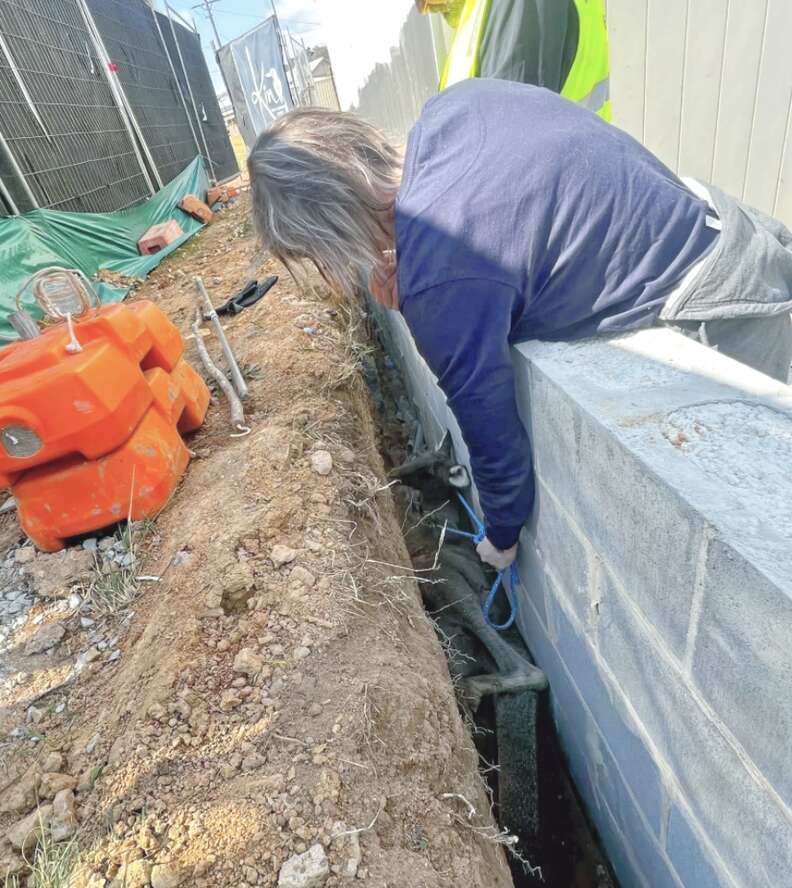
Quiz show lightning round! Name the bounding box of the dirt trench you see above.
[0,197,516,888]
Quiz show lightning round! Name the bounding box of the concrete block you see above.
[596,571,792,887]
[527,366,704,660]
[532,480,594,629]
[521,588,669,886]
[691,535,792,808]
[524,584,664,834]
[666,805,727,888]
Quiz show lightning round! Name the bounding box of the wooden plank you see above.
[711,0,768,198]
[677,0,729,181]
[607,0,648,141]
[743,0,792,212]
[643,0,687,172]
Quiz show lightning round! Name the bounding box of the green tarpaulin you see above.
[0,157,210,341]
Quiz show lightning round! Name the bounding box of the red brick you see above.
[138,220,184,256]
[178,194,214,224]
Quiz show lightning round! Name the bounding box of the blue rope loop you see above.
[443,490,519,631]
[483,562,519,631]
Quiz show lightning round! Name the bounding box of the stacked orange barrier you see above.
[0,301,209,551]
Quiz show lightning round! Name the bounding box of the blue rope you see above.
[444,490,519,632]
[483,563,519,631]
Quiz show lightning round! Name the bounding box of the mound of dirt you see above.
[0,198,514,888]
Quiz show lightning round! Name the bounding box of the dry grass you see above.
[84,518,158,621]
[4,814,80,888]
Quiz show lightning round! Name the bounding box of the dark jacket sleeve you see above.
[400,279,534,549]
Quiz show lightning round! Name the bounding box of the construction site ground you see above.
[0,196,517,888]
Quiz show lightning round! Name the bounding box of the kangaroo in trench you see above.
[391,443,547,847]
[389,444,547,709]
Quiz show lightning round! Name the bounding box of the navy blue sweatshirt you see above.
[395,79,716,549]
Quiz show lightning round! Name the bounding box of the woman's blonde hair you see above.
[247,107,402,294]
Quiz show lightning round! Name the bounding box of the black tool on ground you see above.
[216,276,278,316]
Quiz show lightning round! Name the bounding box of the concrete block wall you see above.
[375,307,792,888]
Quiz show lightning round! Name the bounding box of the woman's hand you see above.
[476,538,518,571]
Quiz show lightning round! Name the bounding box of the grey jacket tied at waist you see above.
[662,180,792,323]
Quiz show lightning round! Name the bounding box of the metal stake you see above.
[193,276,248,400]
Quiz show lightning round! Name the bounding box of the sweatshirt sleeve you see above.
[400,279,534,549]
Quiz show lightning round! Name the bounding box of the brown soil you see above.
[0,197,515,888]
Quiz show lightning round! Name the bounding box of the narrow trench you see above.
[363,321,618,888]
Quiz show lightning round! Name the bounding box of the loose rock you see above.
[39,772,77,800]
[290,566,316,588]
[151,863,185,888]
[14,547,36,565]
[271,545,297,568]
[0,766,41,815]
[233,648,265,679]
[24,622,66,655]
[310,451,333,476]
[112,859,151,888]
[278,844,329,888]
[28,548,94,599]
[50,788,78,841]
[7,803,53,854]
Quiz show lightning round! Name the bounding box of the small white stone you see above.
[310,451,333,476]
[270,545,297,568]
[278,844,329,888]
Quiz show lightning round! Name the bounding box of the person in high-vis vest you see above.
[417,0,612,121]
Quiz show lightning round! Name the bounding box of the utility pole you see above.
[192,0,222,48]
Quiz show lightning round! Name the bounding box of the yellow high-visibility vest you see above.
[440,0,612,122]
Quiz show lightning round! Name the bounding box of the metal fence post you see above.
[165,3,216,182]
[150,5,204,165]
[0,124,38,210]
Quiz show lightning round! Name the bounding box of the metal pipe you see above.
[74,0,157,196]
[193,276,248,400]
[191,306,247,433]
[0,173,19,215]
[8,311,40,340]
[0,31,49,139]
[150,4,203,164]
[0,124,38,209]
[166,3,216,181]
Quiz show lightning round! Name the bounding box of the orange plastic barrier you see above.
[1,301,210,550]
[0,301,185,484]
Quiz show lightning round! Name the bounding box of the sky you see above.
[169,0,325,94]
[165,0,417,109]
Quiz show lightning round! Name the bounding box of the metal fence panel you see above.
[85,0,201,187]
[157,12,238,183]
[0,0,151,214]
